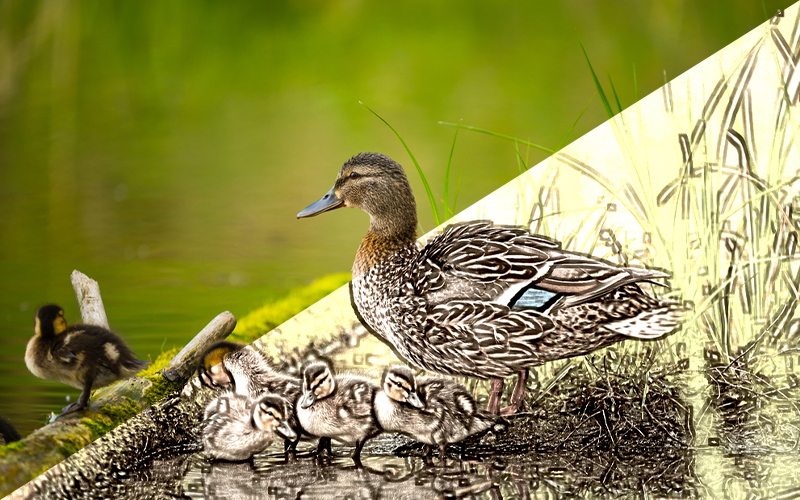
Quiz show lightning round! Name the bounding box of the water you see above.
[0,0,792,438]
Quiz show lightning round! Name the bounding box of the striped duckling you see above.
[374,365,504,459]
[298,152,684,414]
[202,391,297,461]
[25,305,147,417]
[297,358,381,464]
[197,341,303,450]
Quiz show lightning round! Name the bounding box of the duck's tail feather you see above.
[602,300,688,340]
[123,358,150,375]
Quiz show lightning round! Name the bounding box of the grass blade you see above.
[557,92,595,151]
[438,122,555,155]
[361,102,442,225]
[580,41,615,119]
[444,121,460,219]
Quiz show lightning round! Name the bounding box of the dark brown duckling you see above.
[0,416,20,445]
[25,305,148,417]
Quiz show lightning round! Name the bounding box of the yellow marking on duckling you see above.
[53,311,66,335]
[203,347,230,369]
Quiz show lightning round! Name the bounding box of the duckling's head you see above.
[382,365,424,409]
[34,305,67,338]
[198,341,241,390]
[297,153,418,240]
[299,358,336,409]
[252,393,298,442]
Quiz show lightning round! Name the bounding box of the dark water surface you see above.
[0,0,793,437]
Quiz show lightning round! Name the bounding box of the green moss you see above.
[231,273,351,343]
[143,373,182,406]
[53,432,88,458]
[0,440,26,458]
[139,347,181,378]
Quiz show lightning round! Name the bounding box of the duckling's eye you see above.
[349,171,359,179]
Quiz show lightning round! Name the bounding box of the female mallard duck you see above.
[25,305,147,417]
[298,152,683,414]
[374,365,505,460]
[197,341,303,450]
[296,358,381,464]
[202,391,297,461]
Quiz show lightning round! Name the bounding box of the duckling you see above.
[25,305,147,417]
[202,391,297,461]
[197,341,303,450]
[374,365,504,460]
[296,358,381,464]
[298,152,684,414]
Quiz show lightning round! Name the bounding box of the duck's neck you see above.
[353,208,418,278]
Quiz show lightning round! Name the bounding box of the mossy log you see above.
[0,311,236,497]
[7,384,217,500]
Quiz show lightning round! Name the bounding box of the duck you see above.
[197,340,303,450]
[25,304,148,417]
[296,358,381,464]
[202,391,297,461]
[298,152,684,414]
[373,365,504,460]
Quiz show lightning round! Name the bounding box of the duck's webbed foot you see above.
[59,379,93,418]
[316,437,332,459]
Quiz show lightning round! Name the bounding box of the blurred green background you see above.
[0,0,792,436]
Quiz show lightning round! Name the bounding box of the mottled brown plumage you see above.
[298,153,684,415]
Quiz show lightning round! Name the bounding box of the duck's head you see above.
[34,305,67,338]
[382,365,424,409]
[252,393,298,441]
[298,358,336,409]
[297,153,417,239]
[198,340,241,390]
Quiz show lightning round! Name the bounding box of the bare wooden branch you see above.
[70,270,109,328]
[161,311,237,382]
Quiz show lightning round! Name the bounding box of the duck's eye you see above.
[349,171,359,179]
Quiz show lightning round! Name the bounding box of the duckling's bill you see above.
[298,391,316,409]
[297,185,344,218]
[276,420,297,441]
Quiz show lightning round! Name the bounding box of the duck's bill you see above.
[297,186,344,218]
[277,421,298,442]
[407,392,424,409]
[298,391,316,409]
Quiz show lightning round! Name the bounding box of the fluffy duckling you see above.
[197,341,303,450]
[25,305,147,417]
[374,365,505,460]
[297,358,381,464]
[202,391,297,461]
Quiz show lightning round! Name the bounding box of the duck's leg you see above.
[500,369,528,415]
[59,378,93,417]
[487,378,505,414]
[317,437,332,459]
[352,439,366,467]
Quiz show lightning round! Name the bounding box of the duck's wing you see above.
[416,221,670,310]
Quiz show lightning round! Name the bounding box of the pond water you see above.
[0,0,792,439]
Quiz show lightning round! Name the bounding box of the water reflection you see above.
[184,453,501,500]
